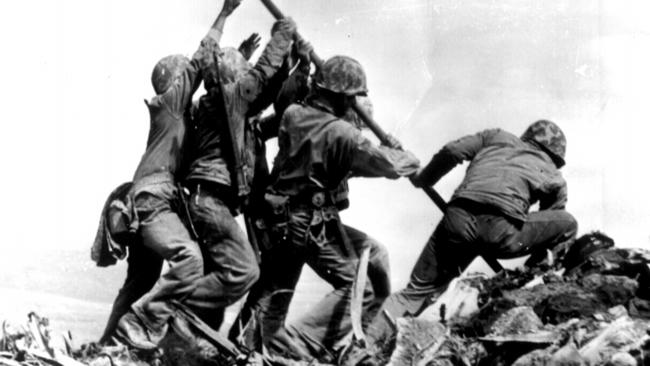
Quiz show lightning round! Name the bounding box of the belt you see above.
[290,191,334,209]
[450,198,523,226]
[132,171,175,192]
[185,179,237,210]
[449,198,504,216]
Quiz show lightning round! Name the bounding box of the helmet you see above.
[219,47,251,84]
[313,55,368,96]
[521,120,567,168]
[343,96,373,129]
[151,54,191,94]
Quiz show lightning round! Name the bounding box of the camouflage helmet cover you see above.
[521,119,567,167]
[151,54,191,94]
[314,55,368,96]
[219,47,252,84]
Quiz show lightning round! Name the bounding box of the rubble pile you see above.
[3,232,650,366]
[381,232,650,366]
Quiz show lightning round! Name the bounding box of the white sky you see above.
[0,0,649,287]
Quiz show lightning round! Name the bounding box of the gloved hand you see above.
[296,38,313,66]
[238,33,261,61]
[221,0,242,16]
[272,17,297,38]
[409,168,426,187]
[381,133,403,150]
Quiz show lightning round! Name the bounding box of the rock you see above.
[628,297,650,319]
[534,290,604,325]
[512,349,552,366]
[607,305,628,319]
[488,306,544,335]
[419,275,482,323]
[549,342,585,366]
[562,232,615,274]
[605,352,637,366]
[580,274,638,307]
[579,316,648,365]
[386,318,446,366]
[459,297,518,337]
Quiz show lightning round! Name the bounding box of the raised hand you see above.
[271,17,297,37]
[221,0,242,16]
[382,133,403,150]
[295,38,313,66]
[238,33,261,60]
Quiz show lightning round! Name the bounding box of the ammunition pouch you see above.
[106,199,136,244]
[264,193,291,243]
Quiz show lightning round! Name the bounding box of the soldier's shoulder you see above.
[284,102,306,115]
[479,128,522,146]
[325,118,361,141]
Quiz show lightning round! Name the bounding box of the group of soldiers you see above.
[91,1,579,365]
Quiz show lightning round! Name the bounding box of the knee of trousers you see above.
[556,211,579,238]
[173,245,204,286]
[225,261,260,302]
[240,261,261,294]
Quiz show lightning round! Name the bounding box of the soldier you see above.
[343,120,578,365]
[178,15,299,331]
[112,0,243,349]
[235,55,419,360]
[229,96,393,361]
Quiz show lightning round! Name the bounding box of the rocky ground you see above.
[3,232,650,366]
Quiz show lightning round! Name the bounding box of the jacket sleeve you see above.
[345,130,420,179]
[235,25,294,105]
[161,32,220,115]
[539,176,568,210]
[273,65,310,118]
[418,128,501,186]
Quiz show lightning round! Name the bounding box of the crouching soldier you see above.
[238,55,419,361]
[343,120,578,365]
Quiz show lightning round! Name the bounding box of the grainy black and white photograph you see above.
[1,0,649,365]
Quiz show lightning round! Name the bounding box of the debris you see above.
[488,306,544,336]
[419,255,496,323]
[605,352,637,366]
[7,233,650,365]
[350,247,370,346]
[511,349,552,366]
[418,276,482,323]
[550,342,585,366]
[578,316,647,365]
[386,318,446,366]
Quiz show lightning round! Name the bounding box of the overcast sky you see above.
[0,0,649,287]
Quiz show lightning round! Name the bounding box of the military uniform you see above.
[236,100,418,359]
[179,21,296,329]
[355,126,578,361]
[114,32,222,347]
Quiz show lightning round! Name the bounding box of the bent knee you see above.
[242,262,260,291]
[226,261,260,301]
[174,245,204,282]
[559,211,578,237]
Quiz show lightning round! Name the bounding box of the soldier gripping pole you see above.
[259,0,448,212]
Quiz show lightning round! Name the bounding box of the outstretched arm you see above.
[413,128,501,187]
[344,130,420,179]
[162,0,240,113]
[209,0,242,43]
